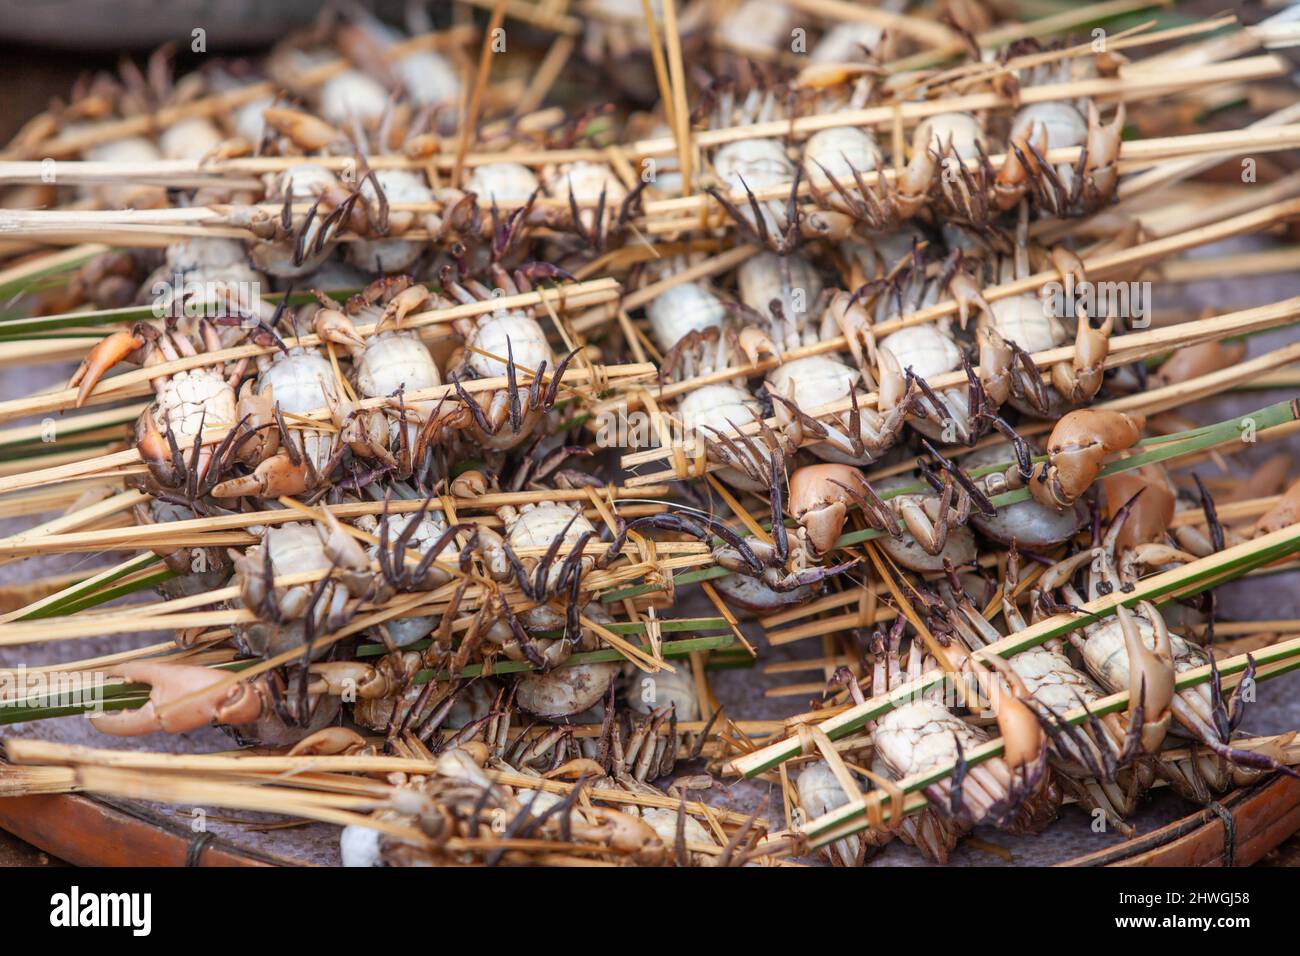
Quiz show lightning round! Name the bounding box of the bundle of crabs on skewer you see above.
[1018,486,1300,787]
[657,252,928,492]
[801,612,1057,864]
[890,39,1126,230]
[776,401,1144,587]
[930,547,1164,838]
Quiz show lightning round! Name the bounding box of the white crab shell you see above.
[795,760,864,864]
[152,367,237,452]
[879,324,962,379]
[713,137,795,193]
[986,295,1066,354]
[346,169,435,273]
[393,48,462,108]
[1011,102,1088,151]
[811,21,884,63]
[466,309,554,379]
[548,160,628,206]
[626,665,700,722]
[80,133,166,208]
[355,330,442,408]
[716,0,794,55]
[803,126,879,184]
[158,116,225,162]
[318,69,390,125]
[465,162,540,205]
[914,112,984,161]
[737,251,824,328]
[508,502,599,551]
[647,281,727,351]
[257,347,339,473]
[677,383,763,438]
[233,95,275,144]
[766,355,858,413]
[874,699,988,779]
[1009,645,1102,714]
[638,807,715,861]
[165,237,258,278]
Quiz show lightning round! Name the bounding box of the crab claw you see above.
[313,307,366,352]
[288,726,368,756]
[1051,312,1112,405]
[1050,246,1087,290]
[981,657,1045,773]
[379,284,433,331]
[319,509,372,581]
[1118,602,1174,754]
[90,661,265,736]
[829,290,877,377]
[212,450,311,498]
[790,463,867,554]
[948,272,992,330]
[795,61,879,90]
[1083,102,1124,202]
[1031,408,1143,508]
[738,326,781,366]
[68,329,146,407]
[262,106,344,153]
[894,147,937,219]
[993,124,1047,211]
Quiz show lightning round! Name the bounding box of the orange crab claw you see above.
[313,307,366,352]
[288,726,369,756]
[738,326,781,366]
[1030,408,1143,508]
[262,106,345,153]
[1050,312,1112,405]
[790,463,867,554]
[894,147,938,219]
[795,61,879,90]
[68,329,146,407]
[1118,602,1175,754]
[1084,102,1125,201]
[211,450,311,498]
[993,124,1048,211]
[947,272,992,330]
[90,661,265,736]
[378,284,434,331]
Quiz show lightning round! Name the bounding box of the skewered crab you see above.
[865,618,1054,836]
[443,265,580,452]
[209,296,407,499]
[68,313,262,498]
[229,512,375,661]
[311,277,459,479]
[1039,502,1296,778]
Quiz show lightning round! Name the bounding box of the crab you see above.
[229,512,376,661]
[67,314,265,498]
[442,264,581,452]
